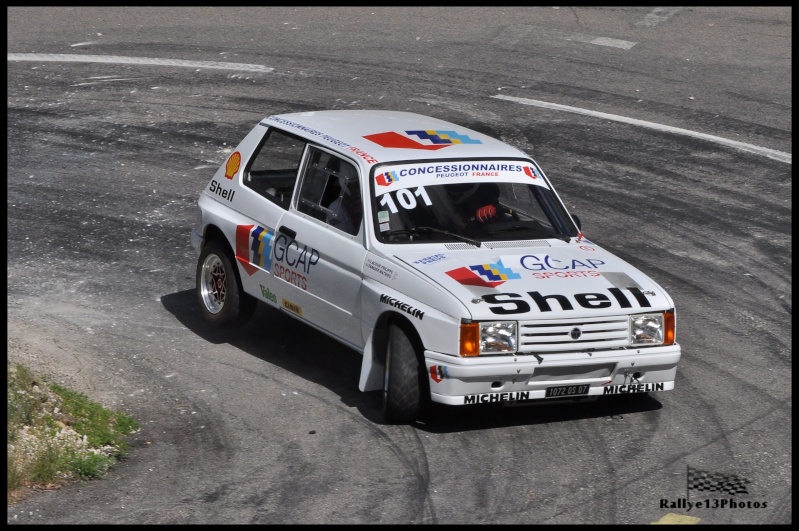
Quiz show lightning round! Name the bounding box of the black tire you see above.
[195,239,257,328]
[383,323,424,424]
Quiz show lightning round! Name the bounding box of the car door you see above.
[275,146,367,350]
[233,126,306,312]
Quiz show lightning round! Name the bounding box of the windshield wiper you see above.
[384,226,481,247]
[487,221,571,243]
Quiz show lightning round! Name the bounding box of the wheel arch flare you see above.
[358,281,460,392]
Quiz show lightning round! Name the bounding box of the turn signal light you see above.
[460,322,480,357]
[664,309,676,346]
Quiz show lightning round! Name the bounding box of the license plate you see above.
[545,384,590,398]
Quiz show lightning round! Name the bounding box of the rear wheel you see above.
[196,239,256,328]
[383,323,424,424]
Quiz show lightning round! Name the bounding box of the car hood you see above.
[393,243,674,320]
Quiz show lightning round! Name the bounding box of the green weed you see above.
[6,361,140,503]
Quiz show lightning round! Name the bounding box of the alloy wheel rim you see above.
[201,254,227,314]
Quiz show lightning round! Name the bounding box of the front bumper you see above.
[425,345,681,405]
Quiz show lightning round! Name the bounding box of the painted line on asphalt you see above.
[492,94,791,164]
[564,33,637,50]
[491,24,637,49]
[636,7,686,27]
[7,53,274,73]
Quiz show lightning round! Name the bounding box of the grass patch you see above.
[7,361,140,504]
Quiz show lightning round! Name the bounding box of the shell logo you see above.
[224,152,241,179]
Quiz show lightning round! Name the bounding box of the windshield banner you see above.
[373,160,550,194]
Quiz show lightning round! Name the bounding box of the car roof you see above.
[262,110,530,168]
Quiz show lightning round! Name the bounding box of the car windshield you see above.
[371,159,579,245]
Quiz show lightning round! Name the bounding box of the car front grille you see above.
[517,315,629,353]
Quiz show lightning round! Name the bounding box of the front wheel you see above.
[383,323,424,424]
[196,240,256,328]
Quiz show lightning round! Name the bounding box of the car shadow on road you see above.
[161,289,384,418]
[162,289,664,432]
[412,393,663,434]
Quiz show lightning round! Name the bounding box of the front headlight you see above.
[460,321,517,356]
[630,310,675,346]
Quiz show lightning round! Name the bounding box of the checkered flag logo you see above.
[687,465,750,497]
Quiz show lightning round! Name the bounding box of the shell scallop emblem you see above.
[224,152,241,179]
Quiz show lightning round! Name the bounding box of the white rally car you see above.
[191,110,680,423]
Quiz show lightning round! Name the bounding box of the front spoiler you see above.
[424,345,680,406]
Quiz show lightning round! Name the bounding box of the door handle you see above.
[278,225,296,239]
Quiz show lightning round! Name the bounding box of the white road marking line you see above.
[565,32,637,50]
[71,78,142,86]
[588,36,637,50]
[636,7,685,27]
[8,52,787,163]
[7,53,274,73]
[491,25,637,49]
[491,94,792,164]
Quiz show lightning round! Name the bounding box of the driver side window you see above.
[297,147,363,236]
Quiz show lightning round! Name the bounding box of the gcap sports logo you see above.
[364,130,482,150]
[235,224,274,276]
[445,259,522,288]
[523,166,538,179]
[375,170,400,186]
[430,365,448,383]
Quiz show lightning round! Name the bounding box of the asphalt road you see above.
[7,6,791,524]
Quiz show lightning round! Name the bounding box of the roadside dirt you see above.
[7,314,118,410]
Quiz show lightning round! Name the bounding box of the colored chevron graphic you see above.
[363,131,450,150]
[445,259,521,288]
[406,130,482,145]
[375,171,400,186]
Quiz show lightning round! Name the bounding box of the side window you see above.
[243,128,306,209]
[297,147,363,236]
